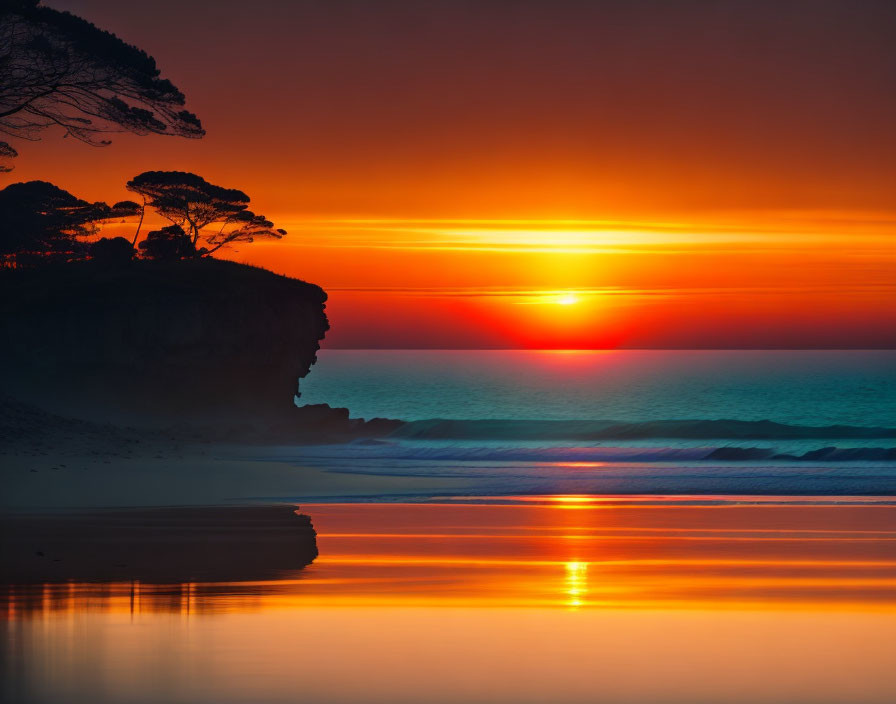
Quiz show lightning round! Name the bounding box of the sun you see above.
[556,293,579,305]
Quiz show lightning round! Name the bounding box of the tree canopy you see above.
[0,4,284,265]
[127,171,286,255]
[0,141,17,173]
[203,209,287,255]
[0,0,203,169]
[137,224,197,261]
[0,179,113,264]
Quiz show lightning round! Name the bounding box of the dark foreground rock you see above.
[0,260,405,442]
[289,403,405,441]
[0,506,318,583]
[0,259,329,426]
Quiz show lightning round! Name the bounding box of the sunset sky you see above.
[10,0,896,348]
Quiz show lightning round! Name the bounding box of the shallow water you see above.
[4,499,896,704]
[294,351,896,496]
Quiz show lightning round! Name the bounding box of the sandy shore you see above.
[0,427,460,584]
[0,401,464,587]
[0,399,464,509]
[1,445,465,509]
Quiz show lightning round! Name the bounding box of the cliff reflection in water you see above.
[6,499,896,616]
[1,506,318,592]
[4,580,315,618]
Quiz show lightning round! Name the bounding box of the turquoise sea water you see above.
[292,350,896,496]
[300,350,896,427]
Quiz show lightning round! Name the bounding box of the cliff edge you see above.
[0,259,329,428]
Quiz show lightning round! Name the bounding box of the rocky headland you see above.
[0,258,401,442]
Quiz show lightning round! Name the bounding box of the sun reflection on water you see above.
[5,501,896,617]
[565,561,589,608]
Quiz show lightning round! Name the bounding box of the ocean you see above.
[291,350,896,497]
[6,350,896,704]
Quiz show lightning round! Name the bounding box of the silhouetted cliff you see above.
[0,259,329,428]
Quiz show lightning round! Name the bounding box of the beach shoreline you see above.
[0,443,468,511]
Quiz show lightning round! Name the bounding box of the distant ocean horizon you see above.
[288,350,896,498]
[301,349,895,425]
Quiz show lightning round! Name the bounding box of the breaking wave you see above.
[275,442,896,497]
[297,443,896,463]
[394,418,896,442]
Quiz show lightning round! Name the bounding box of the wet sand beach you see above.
[4,499,896,704]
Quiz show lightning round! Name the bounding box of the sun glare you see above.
[557,293,579,305]
[564,561,589,608]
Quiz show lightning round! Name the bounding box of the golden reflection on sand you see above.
[4,499,896,704]
[5,499,896,616]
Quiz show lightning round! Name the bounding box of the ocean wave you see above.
[279,445,896,497]
[394,418,896,441]
[294,444,896,463]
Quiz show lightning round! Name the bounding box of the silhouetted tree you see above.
[0,141,17,172]
[121,197,147,245]
[205,210,287,255]
[0,180,111,265]
[99,199,144,244]
[126,171,286,255]
[110,200,142,218]
[126,171,248,244]
[0,0,203,170]
[90,236,134,266]
[137,224,196,261]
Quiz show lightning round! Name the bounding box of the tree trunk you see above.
[130,199,146,246]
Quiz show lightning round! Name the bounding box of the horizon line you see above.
[317,347,896,352]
